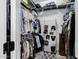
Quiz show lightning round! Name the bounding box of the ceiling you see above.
[32,0,69,7]
[32,0,49,3]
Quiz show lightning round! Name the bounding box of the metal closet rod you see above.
[32,5,69,12]
[41,5,67,11]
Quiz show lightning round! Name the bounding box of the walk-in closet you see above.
[0,0,77,59]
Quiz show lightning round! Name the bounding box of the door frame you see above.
[11,0,21,59]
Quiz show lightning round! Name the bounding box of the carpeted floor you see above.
[57,55,66,59]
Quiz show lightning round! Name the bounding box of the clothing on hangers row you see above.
[21,32,44,59]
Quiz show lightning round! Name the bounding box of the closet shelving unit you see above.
[28,0,75,12]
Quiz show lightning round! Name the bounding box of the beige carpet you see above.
[56,55,66,59]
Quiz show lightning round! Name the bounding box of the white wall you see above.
[38,9,68,54]
[0,0,6,59]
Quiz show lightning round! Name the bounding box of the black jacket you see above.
[32,33,44,53]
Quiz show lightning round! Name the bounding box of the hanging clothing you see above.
[35,36,41,48]
[32,33,44,53]
[32,19,41,33]
[21,39,30,59]
[21,8,26,34]
[61,11,75,57]
[69,12,75,56]
[21,32,35,59]
[21,6,34,33]
[26,32,35,57]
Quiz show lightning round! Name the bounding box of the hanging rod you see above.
[33,2,74,12]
